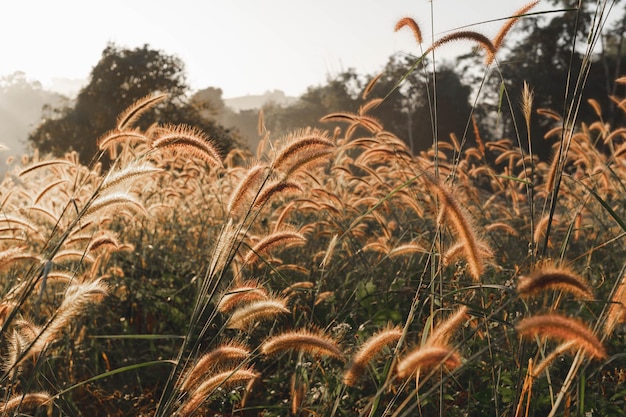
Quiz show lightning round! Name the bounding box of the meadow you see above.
[0,2,625,416]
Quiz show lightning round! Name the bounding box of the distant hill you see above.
[224,90,297,112]
[0,72,66,173]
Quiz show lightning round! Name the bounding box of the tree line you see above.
[25,0,625,166]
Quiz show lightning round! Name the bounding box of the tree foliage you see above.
[28,44,238,165]
[368,54,473,153]
[254,54,472,154]
[476,0,626,160]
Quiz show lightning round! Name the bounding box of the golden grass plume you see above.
[243,230,306,267]
[516,265,593,300]
[217,281,269,313]
[261,328,344,361]
[0,392,51,414]
[179,368,258,417]
[180,341,250,391]
[427,306,469,347]
[116,93,167,131]
[151,124,223,167]
[425,31,496,65]
[396,345,462,379]
[343,325,402,386]
[394,17,423,45]
[226,163,268,216]
[515,314,606,360]
[492,1,539,53]
[270,129,335,174]
[226,296,290,330]
[432,182,489,281]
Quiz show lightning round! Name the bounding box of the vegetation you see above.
[1,1,626,416]
[27,44,239,166]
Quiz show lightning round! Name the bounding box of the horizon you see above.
[1,1,553,99]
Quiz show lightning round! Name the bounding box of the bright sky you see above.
[2,1,555,98]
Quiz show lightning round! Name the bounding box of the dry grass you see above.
[0,3,624,416]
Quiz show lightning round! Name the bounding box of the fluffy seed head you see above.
[343,326,402,386]
[217,282,268,313]
[516,314,606,360]
[180,342,250,391]
[394,17,423,45]
[396,346,462,379]
[517,265,593,300]
[227,297,290,330]
[261,329,344,360]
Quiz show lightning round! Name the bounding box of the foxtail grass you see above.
[343,325,403,386]
[516,314,606,360]
[261,329,344,361]
[517,264,593,300]
[396,345,462,379]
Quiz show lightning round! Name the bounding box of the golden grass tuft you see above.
[362,72,383,100]
[270,129,335,174]
[226,163,268,216]
[226,297,290,330]
[84,191,148,219]
[97,129,149,152]
[253,180,303,210]
[320,234,339,269]
[425,31,496,65]
[343,325,403,386]
[515,314,606,360]
[432,182,489,281]
[116,93,167,130]
[492,1,540,54]
[100,162,162,194]
[151,124,223,167]
[261,328,344,361]
[396,345,462,379]
[180,342,250,391]
[17,160,73,177]
[394,17,423,45]
[428,306,469,347]
[11,279,108,368]
[388,242,427,259]
[178,368,258,417]
[0,392,51,414]
[522,81,535,127]
[516,265,594,300]
[217,281,269,313]
[243,230,306,266]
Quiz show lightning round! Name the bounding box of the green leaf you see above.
[610,389,626,402]
[577,179,626,233]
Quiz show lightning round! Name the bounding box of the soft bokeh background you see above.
[1,0,550,97]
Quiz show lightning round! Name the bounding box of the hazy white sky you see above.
[2,1,553,98]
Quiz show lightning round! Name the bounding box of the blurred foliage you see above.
[28,44,240,165]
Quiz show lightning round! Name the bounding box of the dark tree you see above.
[367,54,473,153]
[256,54,472,154]
[29,44,238,165]
[474,0,626,160]
[261,70,362,139]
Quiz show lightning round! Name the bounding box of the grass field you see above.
[0,2,625,416]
